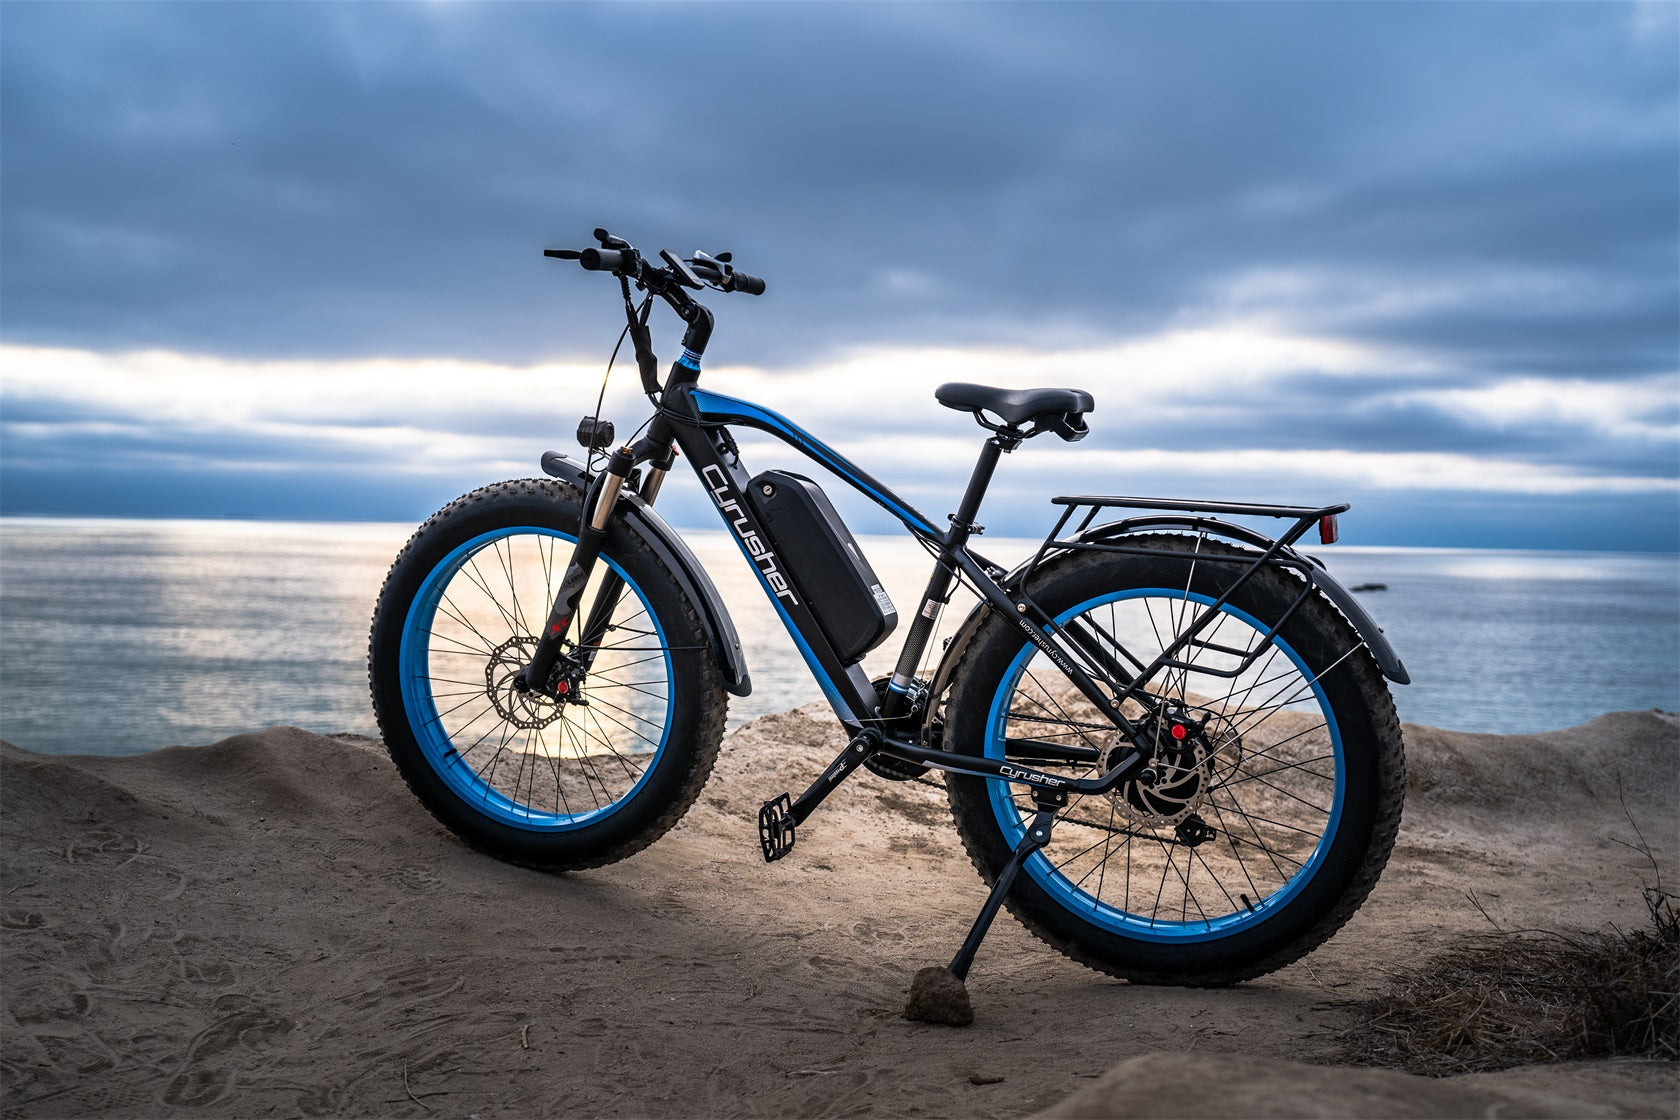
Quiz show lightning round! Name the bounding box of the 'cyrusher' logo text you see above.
[701,464,798,604]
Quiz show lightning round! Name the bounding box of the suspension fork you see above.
[518,265,712,695]
[518,444,635,694]
[570,446,677,670]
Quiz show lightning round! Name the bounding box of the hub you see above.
[1103,705,1242,827]
[486,636,568,730]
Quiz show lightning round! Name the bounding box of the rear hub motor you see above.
[1104,708,1235,826]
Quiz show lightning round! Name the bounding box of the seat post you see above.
[951,434,1011,534]
[879,434,1012,721]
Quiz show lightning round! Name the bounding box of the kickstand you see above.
[906,790,1064,1026]
[949,793,1062,980]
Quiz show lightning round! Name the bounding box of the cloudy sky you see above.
[2,2,1675,550]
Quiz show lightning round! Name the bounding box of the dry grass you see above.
[1340,883,1678,1076]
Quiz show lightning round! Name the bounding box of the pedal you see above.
[758,793,796,862]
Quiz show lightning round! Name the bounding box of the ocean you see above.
[1,516,1675,756]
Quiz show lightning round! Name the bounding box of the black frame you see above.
[524,254,1363,805]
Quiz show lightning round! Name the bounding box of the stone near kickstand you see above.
[903,965,973,1026]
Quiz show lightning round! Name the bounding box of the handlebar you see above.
[579,247,632,273]
[544,230,765,296]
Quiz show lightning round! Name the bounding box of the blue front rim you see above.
[398,527,675,832]
[984,588,1346,943]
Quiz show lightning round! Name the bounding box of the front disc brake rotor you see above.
[485,636,564,730]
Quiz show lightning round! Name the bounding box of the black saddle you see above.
[935,382,1093,442]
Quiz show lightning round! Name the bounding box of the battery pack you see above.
[748,470,897,664]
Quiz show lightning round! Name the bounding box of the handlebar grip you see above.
[578,247,628,272]
[730,271,766,296]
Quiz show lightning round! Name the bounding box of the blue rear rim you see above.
[398,527,675,832]
[984,588,1346,943]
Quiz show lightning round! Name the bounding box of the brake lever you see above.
[689,250,732,291]
[660,249,704,290]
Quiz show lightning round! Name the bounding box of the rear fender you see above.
[541,451,751,697]
[1067,516,1409,685]
[925,515,1407,724]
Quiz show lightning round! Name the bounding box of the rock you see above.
[904,965,974,1026]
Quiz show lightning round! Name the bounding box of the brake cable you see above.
[583,286,651,476]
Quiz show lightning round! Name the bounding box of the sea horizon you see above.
[5,512,1676,557]
[2,515,1676,756]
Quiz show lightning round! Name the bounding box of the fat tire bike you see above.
[369,229,1409,1006]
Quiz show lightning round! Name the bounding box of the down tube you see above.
[666,415,881,723]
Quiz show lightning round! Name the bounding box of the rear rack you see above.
[1052,495,1347,546]
[1010,494,1352,710]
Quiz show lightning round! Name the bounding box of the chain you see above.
[901,772,1157,841]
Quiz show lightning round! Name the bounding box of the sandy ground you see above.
[2,707,1675,1118]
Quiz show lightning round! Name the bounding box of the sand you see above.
[2,707,1675,1118]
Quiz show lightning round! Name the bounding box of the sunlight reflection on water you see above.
[1,518,1674,755]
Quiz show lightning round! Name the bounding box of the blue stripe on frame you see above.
[689,388,939,536]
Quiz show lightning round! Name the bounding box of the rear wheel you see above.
[944,535,1403,984]
[369,479,727,870]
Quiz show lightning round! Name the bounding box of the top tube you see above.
[687,387,941,538]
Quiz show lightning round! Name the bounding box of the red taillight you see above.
[1318,514,1340,545]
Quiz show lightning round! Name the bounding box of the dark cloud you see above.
[3,3,1672,366]
[1,2,1674,545]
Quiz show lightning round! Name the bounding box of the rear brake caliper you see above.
[1107,706,1213,827]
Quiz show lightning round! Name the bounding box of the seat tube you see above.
[882,437,1007,720]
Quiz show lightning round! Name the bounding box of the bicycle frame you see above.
[377,233,1413,1002]
[523,357,1159,804]
[521,251,1399,811]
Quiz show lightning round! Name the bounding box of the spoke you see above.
[1229,769,1333,817]
[1140,596,1181,704]
[583,704,646,782]
[582,694,667,747]
[421,688,496,732]
[492,536,531,638]
[1090,797,1120,911]
[422,630,506,659]
[557,718,607,810]
[1048,826,1124,880]
[425,675,505,690]
[506,718,535,816]
[1220,752,1337,787]
[434,593,504,655]
[459,553,527,640]
[1202,786,1324,845]
[1228,644,1360,738]
[1200,797,1272,904]
[539,532,559,602]
[1150,837,1177,925]
[1184,840,1246,916]
[1013,664,1112,760]
[1200,782,1294,883]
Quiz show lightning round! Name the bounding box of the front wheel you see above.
[944,535,1404,985]
[368,479,727,870]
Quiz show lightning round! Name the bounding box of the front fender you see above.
[541,451,751,697]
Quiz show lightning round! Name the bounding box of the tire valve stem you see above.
[1241,893,1255,913]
